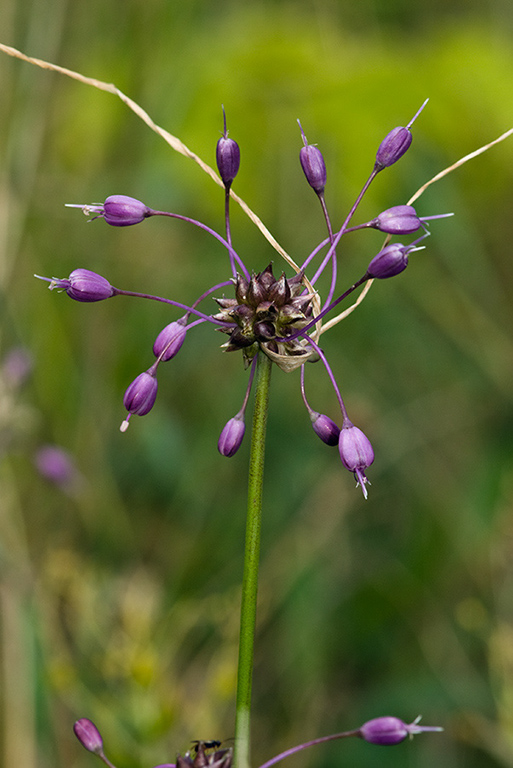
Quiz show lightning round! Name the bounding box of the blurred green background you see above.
[2,1,513,767]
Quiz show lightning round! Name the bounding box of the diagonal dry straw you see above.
[2,41,512,334]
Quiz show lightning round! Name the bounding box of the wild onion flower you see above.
[36,104,452,498]
[73,713,442,768]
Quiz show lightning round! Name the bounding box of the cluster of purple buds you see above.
[36,102,453,498]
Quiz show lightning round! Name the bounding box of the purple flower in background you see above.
[35,445,82,493]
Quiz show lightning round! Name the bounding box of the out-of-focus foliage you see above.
[1,2,513,768]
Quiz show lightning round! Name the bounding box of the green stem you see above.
[234,352,272,768]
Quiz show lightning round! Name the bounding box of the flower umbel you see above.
[39,103,452,497]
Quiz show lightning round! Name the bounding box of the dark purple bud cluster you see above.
[213,263,314,367]
[39,102,453,497]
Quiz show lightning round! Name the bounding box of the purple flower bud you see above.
[35,269,116,302]
[374,100,428,171]
[102,195,151,226]
[339,422,374,498]
[216,112,240,188]
[153,317,187,361]
[375,126,413,170]
[371,205,422,235]
[310,411,340,446]
[367,243,410,279]
[218,414,245,457]
[359,716,443,746]
[121,370,158,431]
[66,196,152,226]
[73,718,104,754]
[298,121,327,193]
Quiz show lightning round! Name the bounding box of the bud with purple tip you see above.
[218,413,245,457]
[366,243,412,279]
[216,109,240,188]
[310,411,340,446]
[371,205,422,235]
[298,121,327,194]
[374,99,428,171]
[339,422,374,498]
[35,269,116,302]
[66,195,152,226]
[153,317,187,362]
[73,718,104,754]
[120,369,158,431]
[359,716,443,746]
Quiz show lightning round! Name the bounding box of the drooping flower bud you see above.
[310,411,340,446]
[153,317,187,361]
[359,716,443,746]
[66,195,152,226]
[366,243,412,279]
[120,369,158,431]
[298,120,327,194]
[35,269,116,302]
[216,109,240,188]
[218,413,245,457]
[339,422,374,498]
[371,205,422,235]
[73,718,104,754]
[374,99,428,171]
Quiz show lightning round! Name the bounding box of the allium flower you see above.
[35,268,116,302]
[338,422,375,498]
[359,716,443,746]
[39,103,452,497]
[66,195,152,226]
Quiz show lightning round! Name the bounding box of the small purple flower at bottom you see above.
[359,716,443,746]
[73,718,104,754]
[338,422,374,498]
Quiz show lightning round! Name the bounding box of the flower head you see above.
[298,120,327,194]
